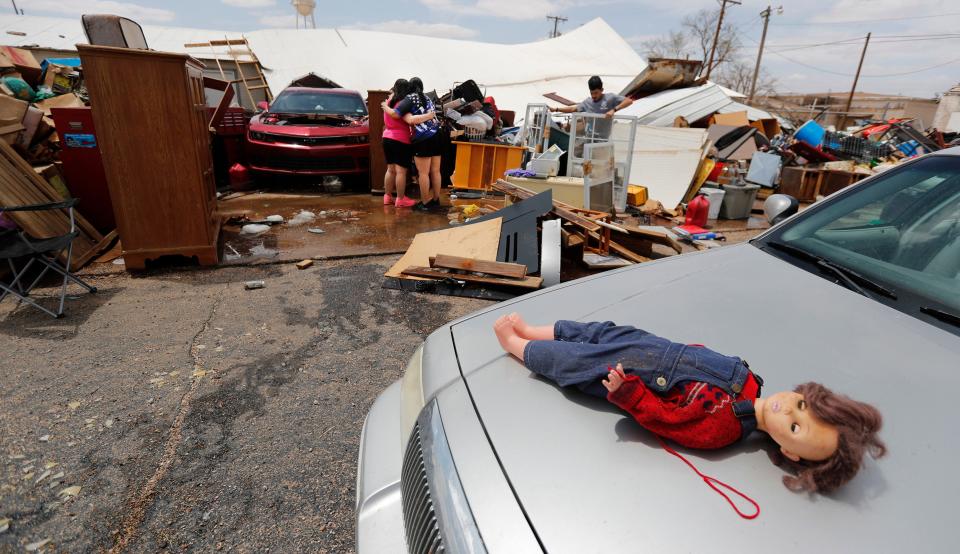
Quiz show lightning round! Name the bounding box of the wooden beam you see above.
[585,231,652,263]
[429,254,527,279]
[401,266,543,289]
[493,179,601,233]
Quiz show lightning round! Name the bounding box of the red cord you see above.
[656,436,760,520]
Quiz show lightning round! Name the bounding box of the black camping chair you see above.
[0,199,97,318]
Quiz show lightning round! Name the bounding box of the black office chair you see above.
[0,199,97,318]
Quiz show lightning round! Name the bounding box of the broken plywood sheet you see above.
[627,126,709,211]
[386,217,501,279]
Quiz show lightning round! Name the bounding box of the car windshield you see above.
[270,91,367,116]
[758,154,960,332]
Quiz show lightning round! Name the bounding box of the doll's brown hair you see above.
[770,382,886,493]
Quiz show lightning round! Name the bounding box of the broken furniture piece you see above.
[79,44,227,269]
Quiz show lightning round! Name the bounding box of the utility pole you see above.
[546,15,567,38]
[747,6,773,104]
[704,0,740,80]
[840,32,871,130]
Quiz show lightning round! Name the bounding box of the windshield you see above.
[758,154,960,331]
[270,91,367,116]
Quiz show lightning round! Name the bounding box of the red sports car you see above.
[246,87,370,177]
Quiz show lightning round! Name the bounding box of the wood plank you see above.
[617,223,684,253]
[493,179,601,233]
[561,228,585,249]
[430,254,527,279]
[401,266,543,290]
[585,231,652,263]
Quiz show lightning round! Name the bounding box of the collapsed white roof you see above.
[620,82,778,127]
[0,14,645,113]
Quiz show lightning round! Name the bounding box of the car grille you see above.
[260,156,356,171]
[401,421,445,553]
[263,133,359,146]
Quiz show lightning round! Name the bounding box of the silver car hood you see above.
[450,244,959,552]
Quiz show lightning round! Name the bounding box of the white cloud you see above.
[222,0,276,7]
[258,14,297,28]
[20,0,175,23]
[344,20,479,40]
[420,0,562,21]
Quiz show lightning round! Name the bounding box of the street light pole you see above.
[747,6,772,104]
[704,0,740,80]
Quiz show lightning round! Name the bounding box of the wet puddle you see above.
[218,192,451,264]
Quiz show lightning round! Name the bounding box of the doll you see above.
[493,313,886,495]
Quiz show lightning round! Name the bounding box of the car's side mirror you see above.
[764,194,800,225]
[257,101,269,111]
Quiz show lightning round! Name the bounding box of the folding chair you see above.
[0,199,97,318]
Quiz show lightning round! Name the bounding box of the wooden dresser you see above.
[77,45,220,269]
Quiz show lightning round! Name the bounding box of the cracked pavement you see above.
[0,256,491,552]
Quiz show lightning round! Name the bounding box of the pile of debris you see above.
[0,45,113,270]
[0,46,84,165]
[384,180,685,299]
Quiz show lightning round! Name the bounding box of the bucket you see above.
[794,119,825,147]
[719,183,760,219]
[700,187,726,219]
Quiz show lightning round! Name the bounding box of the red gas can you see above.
[685,194,710,228]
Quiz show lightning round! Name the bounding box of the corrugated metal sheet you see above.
[717,101,774,121]
[621,83,734,126]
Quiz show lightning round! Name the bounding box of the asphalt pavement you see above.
[0,256,491,552]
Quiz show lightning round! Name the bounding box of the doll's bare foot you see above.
[507,312,554,341]
[494,314,529,360]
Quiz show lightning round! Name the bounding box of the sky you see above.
[9,0,960,98]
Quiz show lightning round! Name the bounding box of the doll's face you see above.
[762,391,839,462]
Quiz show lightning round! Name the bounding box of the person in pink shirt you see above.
[381,79,433,208]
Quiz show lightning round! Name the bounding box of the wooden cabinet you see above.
[77,45,220,269]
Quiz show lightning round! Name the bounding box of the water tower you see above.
[292,0,316,29]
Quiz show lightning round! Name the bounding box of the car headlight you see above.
[400,343,425,441]
[357,135,369,143]
[249,131,266,141]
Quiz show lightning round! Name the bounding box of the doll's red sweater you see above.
[607,373,761,449]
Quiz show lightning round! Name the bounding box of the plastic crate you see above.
[205,106,249,136]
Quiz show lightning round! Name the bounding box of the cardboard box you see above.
[0,93,28,127]
[627,185,648,206]
[42,63,80,94]
[17,106,42,148]
[0,46,42,86]
[710,110,749,127]
[750,117,782,139]
[36,93,84,116]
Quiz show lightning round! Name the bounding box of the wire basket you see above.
[823,131,894,162]
[463,126,485,141]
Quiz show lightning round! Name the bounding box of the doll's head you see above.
[761,382,886,493]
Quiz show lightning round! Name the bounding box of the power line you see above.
[770,12,960,26]
[766,33,960,51]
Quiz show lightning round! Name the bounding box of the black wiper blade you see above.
[766,240,822,263]
[818,259,898,300]
[921,306,960,328]
[766,240,897,300]
[814,259,870,298]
